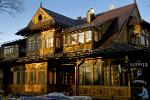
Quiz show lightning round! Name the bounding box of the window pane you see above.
[141,30,145,45]
[48,71,56,84]
[71,33,77,45]
[17,72,20,84]
[21,72,25,84]
[56,38,60,48]
[13,72,17,84]
[85,62,92,85]
[141,35,145,45]
[86,31,92,42]
[45,37,53,48]
[79,65,85,85]
[30,71,36,84]
[36,39,41,50]
[64,34,69,46]
[79,32,84,43]
[39,71,46,84]
[104,63,110,85]
[94,59,103,85]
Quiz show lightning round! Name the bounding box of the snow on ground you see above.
[18,92,92,100]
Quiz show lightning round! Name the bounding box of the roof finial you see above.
[40,0,42,7]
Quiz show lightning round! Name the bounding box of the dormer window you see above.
[38,14,42,21]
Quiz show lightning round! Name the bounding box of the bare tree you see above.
[0,0,24,15]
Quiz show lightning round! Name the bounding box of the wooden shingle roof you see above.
[63,3,136,33]
[92,3,135,28]
[42,7,85,27]
[16,7,85,36]
[1,39,26,47]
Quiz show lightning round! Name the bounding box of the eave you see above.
[16,20,55,36]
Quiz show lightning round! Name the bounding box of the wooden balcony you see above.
[63,42,92,53]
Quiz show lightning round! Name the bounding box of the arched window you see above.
[38,14,42,21]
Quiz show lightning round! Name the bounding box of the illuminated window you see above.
[13,71,25,85]
[38,71,46,84]
[56,38,60,48]
[79,61,92,85]
[13,72,17,84]
[30,70,36,84]
[93,59,103,85]
[104,64,110,85]
[79,32,84,43]
[64,34,70,46]
[141,30,145,45]
[45,37,53,48]
[86,31,92,42]
[48,71,56,84]
[36,37,41,50]
[85,62,92,85]
[71,33,77,45]
[130,32,138,45]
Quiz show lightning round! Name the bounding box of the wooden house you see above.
[0,2,150,99]
[0,39,26,93]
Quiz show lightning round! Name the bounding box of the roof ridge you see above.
[41,7,76,21]
[95,3,135,17]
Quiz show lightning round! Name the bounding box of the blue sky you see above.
[0,0,150,45]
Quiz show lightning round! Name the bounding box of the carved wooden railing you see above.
[9,84,47,95]
[63,42,92,53]
[3,53,18,60]
[78,85,131,98]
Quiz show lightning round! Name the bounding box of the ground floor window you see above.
[13,62,47,85]
[78,58,129,86]
[48,70,56,84]
[13,71,25,84]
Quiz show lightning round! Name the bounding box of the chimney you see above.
[87,8,95,23]
[109,4,115,10]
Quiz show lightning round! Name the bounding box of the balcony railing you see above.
[78,85,131,98]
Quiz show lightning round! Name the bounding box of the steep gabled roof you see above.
[62,3,137,49]
[92,3,135,28]
[16,7,85,36]
[62,3,136,33]
[92,3,136,48]
[42,7,85,27]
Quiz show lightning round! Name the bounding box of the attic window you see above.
[38,14,42,21]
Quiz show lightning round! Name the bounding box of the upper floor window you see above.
[38,14,42,21]
[4,46,15,54]
[36,37,41,50]
[141,30,146,45]
[64,34,70,46]
[79,32,84,44]
[131,31,138,45]
[146,33,149,46]
[45,36,53,48]
[86,31,92,42]
[71,33,77,45]
[28,41,35,51]
[56,38,60,48]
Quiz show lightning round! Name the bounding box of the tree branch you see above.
[0,0,24,15]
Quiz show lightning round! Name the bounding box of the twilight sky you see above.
[0,0,150,45]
